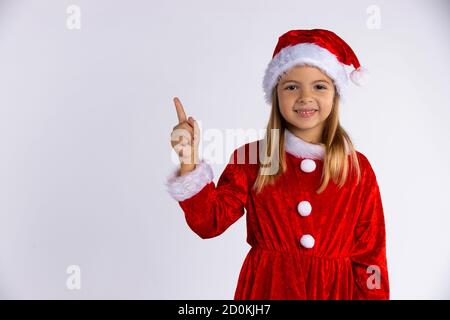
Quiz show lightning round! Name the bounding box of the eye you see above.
[285,85,298,91]
[315,84,327,90]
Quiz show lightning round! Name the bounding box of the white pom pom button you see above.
[297,201,312,217]
[300,159,316,173]
[300,234,315,249]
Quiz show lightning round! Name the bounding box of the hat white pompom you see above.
[350,66,370,86]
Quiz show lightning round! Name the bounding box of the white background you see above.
[0,0,449,299]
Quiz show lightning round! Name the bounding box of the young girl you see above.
[166,29,390,300]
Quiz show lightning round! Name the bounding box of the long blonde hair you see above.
[253,85,361,194]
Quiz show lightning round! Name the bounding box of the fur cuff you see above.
[165,160,214,201]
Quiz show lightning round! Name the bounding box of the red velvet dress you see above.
[166,130,390,300]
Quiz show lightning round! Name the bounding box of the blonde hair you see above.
[253,84,361,194]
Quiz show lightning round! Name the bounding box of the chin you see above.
[290,117,319,128]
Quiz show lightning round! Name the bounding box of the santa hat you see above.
[262,29,369,104]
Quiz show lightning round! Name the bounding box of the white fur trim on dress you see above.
[284,129,326,159]
[165,160,214,202]
[284,128,351,159]
[262,43,350,105]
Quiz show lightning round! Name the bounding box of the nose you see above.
[297,94,314,105]
[296,87,314,103]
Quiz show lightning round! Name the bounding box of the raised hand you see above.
[170,97,200,176]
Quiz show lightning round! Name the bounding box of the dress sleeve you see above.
[350,159,390,300]
[165,147,248,239]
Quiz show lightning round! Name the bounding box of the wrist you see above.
[179,163,196,176]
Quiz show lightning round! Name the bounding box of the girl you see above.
[166,29,390,300]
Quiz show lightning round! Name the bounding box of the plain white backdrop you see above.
[0,0,449,299]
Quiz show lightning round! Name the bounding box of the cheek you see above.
[277,93,292,115]
[278,102,291,119]
[318,106,333,120]
[319,94,334,107]
[317,96,334,115]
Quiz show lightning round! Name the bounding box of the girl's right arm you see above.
[166,97,248,239]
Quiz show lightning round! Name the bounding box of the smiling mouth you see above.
[295,109,317,118]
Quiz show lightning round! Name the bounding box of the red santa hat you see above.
[262,29,369,104]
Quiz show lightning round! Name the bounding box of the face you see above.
[276,65,336,143]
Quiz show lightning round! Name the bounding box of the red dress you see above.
[166,129,390,299]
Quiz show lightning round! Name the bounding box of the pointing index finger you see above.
[173,97,187,123]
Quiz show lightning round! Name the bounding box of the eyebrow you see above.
[281,79,332,85]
